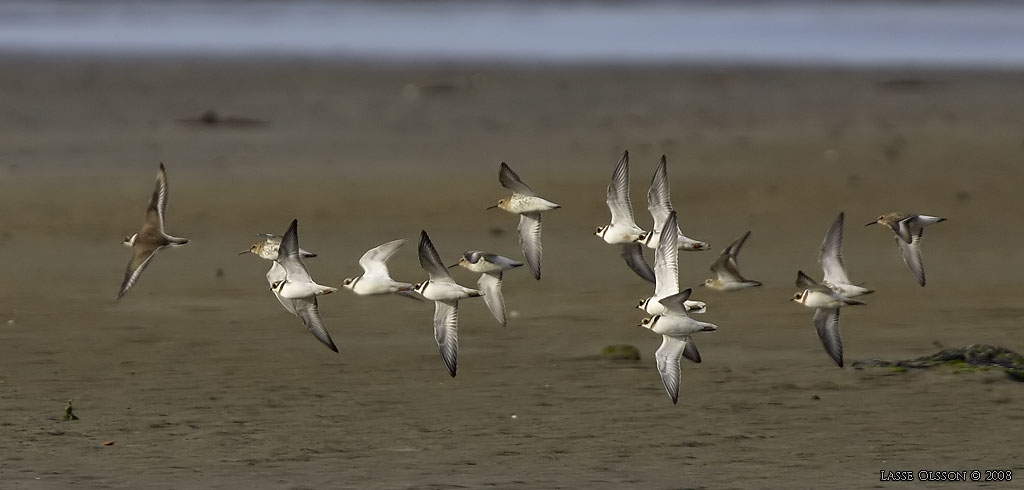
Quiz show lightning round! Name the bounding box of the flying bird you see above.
[117,163,189,299]
[451,251,523,326]
[638,155,710,251]
[342,239,414,296]
[594,150,655,283]
[702,231,761,291]
[817,212,873,297]
[239,233,317,260]
[638,289,718,404]
[866,212,946,286]
[489,162,560,280]
[412,231,484,377]
[266,219,339,353]
[792,271,865,367]
[638,211,707,316]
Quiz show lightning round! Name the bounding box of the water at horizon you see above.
[2,1,1024,68]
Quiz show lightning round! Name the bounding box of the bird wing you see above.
[813,308,843,367]
[433,300,459,377]
[606,151,638,228]
[655,335,686,404]
[481,253,523,270]
[896,233,926,286]
[711,230,751,282]
[116,245,162,299]
[681,335,702,364]
[359,238,406,278]
[478,272,507,326]
[619,242,656,284]
[657,288,693,316]
[646,155,673,232]
[149,163,169,231]
[795,270,818,289]
[894,216,913,243]
[653,211,680,298]
[820,212,851,285]
[517,212,543,280]
[418,231,454,283]
[294,296,339,353]
[277,219,313,283]
[498,162,536,197]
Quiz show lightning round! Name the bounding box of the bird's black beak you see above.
[237,250,250,255]
[447,263,459,268]
[864,221,877,227]
[486,205,499,210]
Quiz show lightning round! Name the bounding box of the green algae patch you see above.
[853,344,1024,382]
[600,344,641,361]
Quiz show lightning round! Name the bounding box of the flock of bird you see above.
[116,154,945,404]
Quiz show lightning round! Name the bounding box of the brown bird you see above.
[866,212,946,286]
[117,164,189,299]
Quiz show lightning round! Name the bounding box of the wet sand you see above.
[0,57,1023,489]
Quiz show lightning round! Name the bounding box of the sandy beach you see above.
[0,57,1022,489]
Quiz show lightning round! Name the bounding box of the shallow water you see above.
[3,1,1024,67]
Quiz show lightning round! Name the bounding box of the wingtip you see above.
[796,270,813,284]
